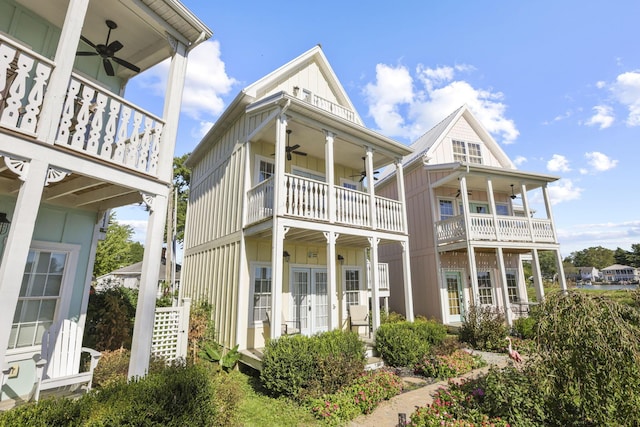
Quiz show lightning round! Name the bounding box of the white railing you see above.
[284,174,328,220]
[336,186,370,227]
[367,262,390,292]
[246,177,274,224]
[436,214,556,245]
[375,196,404,232]
[152,298,191,363]
[55,73,165,176]
[311,94,356,123]
[0,34,54,136]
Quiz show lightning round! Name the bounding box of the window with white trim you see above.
[506,269,519,303]
[344,268,361,307]
[254,155,274,185]
[9,243,78,350]
[452,140,482,164]
[477,271,494,305]
[292,166,325,182]
[439,199,455,220]
[496,204,509,216]
[251,265,272,323]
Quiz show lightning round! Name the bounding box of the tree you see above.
[566,246,615,269]
[172,153,190,244]
[538,251,557,278]
[93,213,144,277]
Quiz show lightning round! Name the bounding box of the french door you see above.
[444,271,464,323]
[291,267,328,335]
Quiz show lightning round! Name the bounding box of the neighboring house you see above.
[578,266,599,282]
[181,45,414,366]
[96,257,182,298]
[377,105,567,326]
[0,0,211,403]
[601,264,639,283]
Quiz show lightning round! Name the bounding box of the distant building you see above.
[601,264,639,283]
[578,266,600,282]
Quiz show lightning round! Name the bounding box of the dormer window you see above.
[452,140,482,164]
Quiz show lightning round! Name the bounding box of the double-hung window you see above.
[452,140,482,164]
[251,265,272,323]
[9,242,78,351]
[506,269,520,303]
[477,271,494,305]
[439,199,455,220]
[344,268,361,307]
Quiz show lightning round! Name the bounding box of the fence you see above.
[151,298,191,363]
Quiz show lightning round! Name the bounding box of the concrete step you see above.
[365,356,384,371]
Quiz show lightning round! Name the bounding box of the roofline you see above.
[165,0,214,44]
[425,162,560,183]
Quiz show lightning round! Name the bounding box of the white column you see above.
[78,215,104,330]
[542,184,560,243]
[325,231,339,330]
[467,246,480,306]
[273,115,287,216]
[37,0,90,142]
[157,41,188,180]
[365,148,376,229]
[0,159,49,372]
[531,249,545,302]
[395,160,408,234]
[270,224,286,340]
[496,248,513,326]
[554,249,567,292]
[401,239,414,321]
[486,178,499,240]
[369,237,381,334]
[325,131,336,223]
[520,183,535,241]
[128,193,168,379]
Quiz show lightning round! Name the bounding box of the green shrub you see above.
[459,304,508,351]
[380,309,405,324]
[0,397,84,427]
[413,349,485,379]
[83,285,137,351]
[261,329,366,400]
[92,348,168,389]
[513,314,537,339]
[375,319,447,367]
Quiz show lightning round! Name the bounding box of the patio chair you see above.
[265,310,300,336]
[349,305,370,337]
[33,319,102,401]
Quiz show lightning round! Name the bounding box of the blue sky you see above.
[117,0,640,260]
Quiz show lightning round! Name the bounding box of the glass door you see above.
[291,267,328,335]
[444,271,464,323]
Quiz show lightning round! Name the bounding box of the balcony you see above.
[246,174,405,233]
[436,213,555,246]
[1,34,164,177]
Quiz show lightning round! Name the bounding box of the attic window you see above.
[452,140,482,164]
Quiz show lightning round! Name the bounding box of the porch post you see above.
[369,237,381,334]
[129,192,168,379]
[554,249,568,292]
[270,224,287,340]
[467,245,480,306]
[325,231,339,330]
[401,239,414,321]
[496,248,513,326]
[395,160,408,234]
[365,147,376,230]
[530,249,545,302]
[37,0,90,142]
[460,176,479,306]
[325,131,336,223]
[486,178,500,240]
[520,183,536,241]
[274,115,287,216]
[0,159,49,372]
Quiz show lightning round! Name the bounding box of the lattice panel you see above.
[151,303,189,363]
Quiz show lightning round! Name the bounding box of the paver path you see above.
[348,351,510,427]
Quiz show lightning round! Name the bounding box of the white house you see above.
[601,264,639,283]
[181,45,414,368]
[377,105,567,326]
[0,0,211,404]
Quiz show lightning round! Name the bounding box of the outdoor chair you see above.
[265,310,300,336]
[349,305,370,337]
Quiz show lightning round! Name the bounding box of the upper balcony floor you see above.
[0,0,211,179]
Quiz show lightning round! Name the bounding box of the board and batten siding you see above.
[255,61,339,105]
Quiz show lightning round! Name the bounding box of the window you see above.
[439,199,455,220]
[251,265,272,323]
[255,155,274,185]
[340,178,359,191]
[477,271,494,305]
[452,140,482,164]
[506,269,519,303]
[496,204,509,216]
[9,242,78,350]
[344,268,361,307]
[292,166,325,182]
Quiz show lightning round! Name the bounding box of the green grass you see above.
[236,371,319,427]
[526,283,639,308]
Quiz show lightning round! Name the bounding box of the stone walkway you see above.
[348,351,510,427]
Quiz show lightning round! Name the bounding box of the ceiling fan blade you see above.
[289,144,300,151]
[373,171,380,174]
[112,56,141,73]
[80,35,97,49]
[287,151,292,161]
[107,40,123,53]
[359,175,365,182]
[76,51,99,56]
[103,58,115,76]
[292,151,307,156]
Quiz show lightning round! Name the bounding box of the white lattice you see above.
[151,298,191,363]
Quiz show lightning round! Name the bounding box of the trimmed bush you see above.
[459,304,508,351]
[375,319,447,367]
[261,329,366,401]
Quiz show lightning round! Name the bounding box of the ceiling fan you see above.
[76,20,140,77]
[274,129,307,161]
[510,184,519,200]
[351,157,380,183]
[454,189,472,198]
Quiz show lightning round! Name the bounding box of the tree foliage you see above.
[172,153,190,244]
[93,213,144,277]
[614,244,640,268]
[537,251,557,278]
[566,245,615,269]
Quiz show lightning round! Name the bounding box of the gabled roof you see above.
[378,104,515,182]
[601,264,637,271]
[97,260,181,282]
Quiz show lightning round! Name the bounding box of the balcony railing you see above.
[311,94,356,123]
[1,34,165,177]
[246,174,405,233]
[436,213,556,245]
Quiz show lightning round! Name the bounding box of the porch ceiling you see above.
[244,224,400,248]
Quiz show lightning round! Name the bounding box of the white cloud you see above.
[610,71,640,126]
[585,105,614,129]
[513,155,527,166]
[547,154,571,173]
[584,151,618,172]
[364,63,519,144]
[135,40,237,121]
[556,220,640,254]
[118,219,148,244]
[547,179,583,204]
